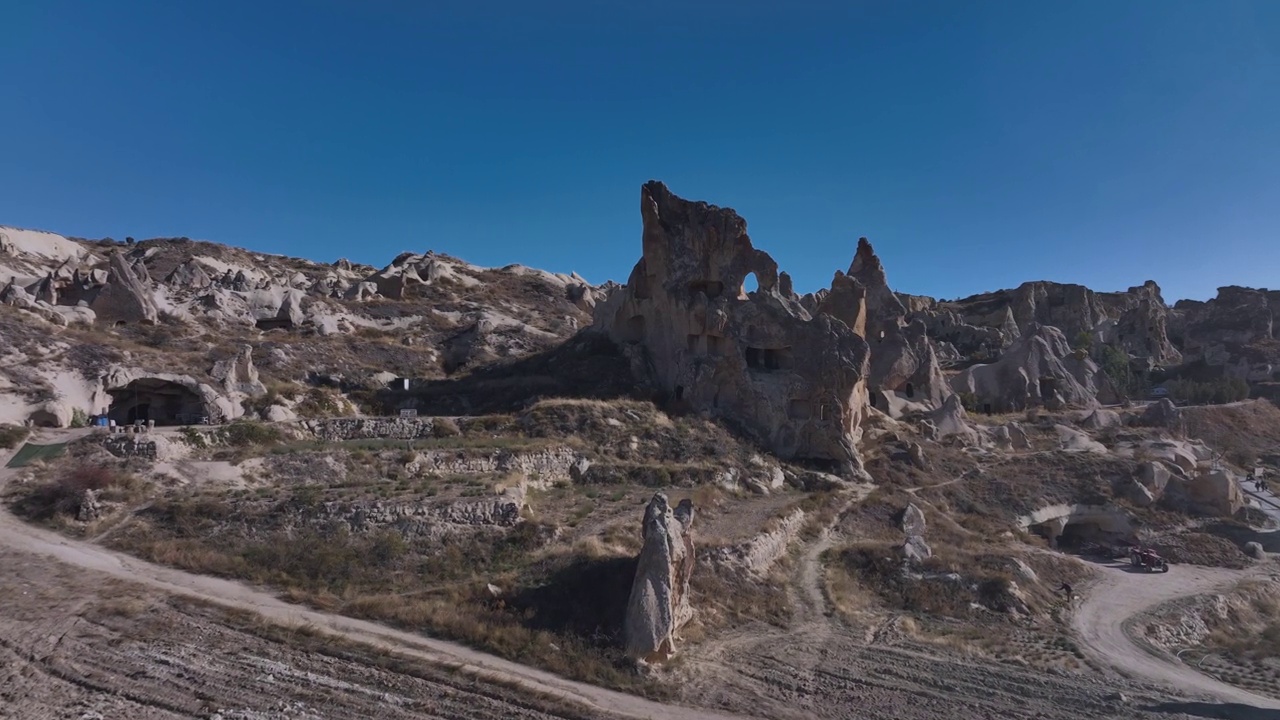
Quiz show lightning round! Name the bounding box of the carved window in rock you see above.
[621,314,646,344]
[788,399,813,420]
[904,382,915,399]
[689,280,724,299]
[745,346,794,372]
[675,385,685,401]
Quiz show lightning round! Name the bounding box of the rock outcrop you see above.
[594,182,870,472]
[899,502,931,561]
[950,323,1113,412]
[210,345,266,396]
[624,492,695,663]
[89,251,159,325]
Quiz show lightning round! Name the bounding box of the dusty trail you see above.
[0,438,753,720]
[1073,559,1280,709]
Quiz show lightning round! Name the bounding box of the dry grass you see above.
[0,423,30,449]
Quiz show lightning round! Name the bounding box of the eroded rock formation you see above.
[595,181,871,471]
[624,492,695,663]
[950,323,1115,413]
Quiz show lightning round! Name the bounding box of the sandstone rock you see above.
[345,281,380,301]
[899,502,931,561]
[593,182,870,474]
[1137,398,1181,429]
[1080,408,1121,430]
[265,405,298,423]
[164,260,213,289]
[901,503,927,536]
[926,394,980,444]
[625,492,695,663]
[210,345,267,396]
[1004,422,1031,450]
[76,488,102,522]
[569,455,592,482]
[27,399,74,427]
[90,252,158,325]
[1245,541,1266,559]
[1127,461,1172,506]
[1054,425,1109,454]
[950,323,1108,412]
[1189,470,1245,516]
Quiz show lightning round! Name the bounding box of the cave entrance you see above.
[107,379,207,426]
[1039,376,1058,399]
[904,382,915,399]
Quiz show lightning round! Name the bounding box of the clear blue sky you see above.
[2,1,1277,302]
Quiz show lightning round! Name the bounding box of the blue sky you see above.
[2,1,1277,302]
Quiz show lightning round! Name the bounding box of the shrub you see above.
[179,426,208,449]
[219,420,282,447]
[0,424,30,449]
[16,465,135,520]
[70,408,89,428]
[432,417,461,438]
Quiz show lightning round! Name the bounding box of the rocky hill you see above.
[0,226,601,427]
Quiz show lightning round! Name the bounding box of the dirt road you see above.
[0,437,751,720]
[1073,559,1280,709]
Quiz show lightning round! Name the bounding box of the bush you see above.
[219,421,282,447]
[16,465,135,520]
[179,426,208,449]
[1165,377,1250,406]
[70,408,89,428]
[432,417,461,438]
[0,424,30,449]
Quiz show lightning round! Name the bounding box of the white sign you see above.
[399,409,418,418]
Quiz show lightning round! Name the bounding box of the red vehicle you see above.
[1130,547,1170,573]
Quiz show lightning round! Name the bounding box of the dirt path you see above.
[0,437,754,720]
[1073,559,1280,709]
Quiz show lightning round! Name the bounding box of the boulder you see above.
[1245,541,1266,560]
[1138,399,1181,429]
[1080,408,1122,430]
[1189,470,1245,516]
[593,182,870,473]
[624,493,695,663]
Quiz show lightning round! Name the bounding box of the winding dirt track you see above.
[0,439,753,720]
[1073,560,1280,709]
[7,431,1280,718]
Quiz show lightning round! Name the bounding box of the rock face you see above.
[826,239,949,414]
[950,324,1113,413]
[89,251,159,325]
[1137,398,1182,429]
[1173,286,1280,380]
[624,492,695,663]
[594,182,870,472]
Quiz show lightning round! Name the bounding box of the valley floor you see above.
[4,430,1280,720]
